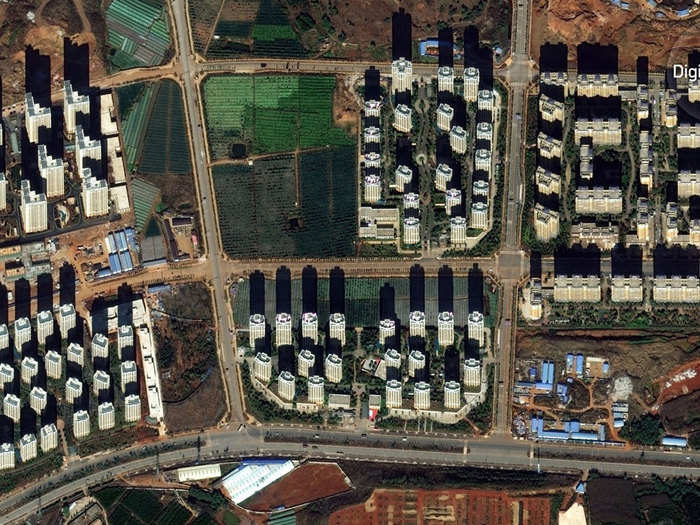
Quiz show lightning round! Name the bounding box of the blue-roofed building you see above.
[96,268,112,279]
[119,251,132,272]
[531,417,538,433]
[547,362,555,384]
[529,367,537,381]
[107,234,117,254]
[611,0,620,5]
[116,231,127,252]
[540,360,548,380]
[575,482,586,494]
[566,354,574,373]
[556,383,569,403]
[662,436,687,447]
[535,381,553,391]
[539,430,570,440]
[564,421,570,432]
[677,8,689,16]
[598,424,606,441]
[109,253,122,274]
[576,354,584,377]
[646,0,656,6]
[613,418,625,428]
[656,11,665,17]
[602,361,610,375]
[570,420,580,432]
[571,431,599,441]
[620,2,630,9]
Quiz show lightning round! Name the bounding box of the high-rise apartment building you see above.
[364,174,382,203]
[444,380,461,409]
[435,163,453,192]
[91,332,109,359]
[324,353,342,383]
[449,125,467,154]
[301,312,318,344]
[437,66,454,92]
[403,217,420,244]
[120,360,138,391]
[437,103,454,132]
[45,350,62,379]
[124,394,141,422]
[467,311,485,347]
[14,317,31,350]
[297,349,315,378]
[275,313,292,347]
[391,58,413,93]
[75,126,101,174]
[437,311,454,346]
[393,104,412,133]
[38,144,64,198]
[73,410,91,438]
[308,375,324,404]
[385,379,403,408]
[463,67,479,102]
[36,310,53,345]
[25,92,51,143]
[59,304,76,339]
[98,401,116,430]
[64,80,90,134]
[67,342,85,367]
[329,313,346,346]
[395,165,413,192]
[20,180,47,233]
[470,202,488,229]
[413,381,431,410]
[409,311,425,338]
[82,173,109,218]
[277,371,296,402]
[249,314,266,346]
[450,216,467,245]
[21,356,38,384]
[254,352,272,383]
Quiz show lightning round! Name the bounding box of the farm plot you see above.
[202,74,353,159]
[188,0,224,56]
[213,146,356,258]
[138,79,192,175]
[117,82,154,172]
[205,0,260,59]
[251,0,305,57]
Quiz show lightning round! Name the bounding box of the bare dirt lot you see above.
[659,390,700,435]
[329,488,551,525]
[531,0,700,70]
[153,282,226,432]
[242,462,352,512]
[0,0,107,104]
[517,329,700,394]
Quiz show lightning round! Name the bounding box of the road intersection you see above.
[2,1,700,521]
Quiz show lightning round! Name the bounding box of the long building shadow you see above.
[444,345,459,382]
[249,270,265,317]
[468,265,484,313]
[301,266,317,314]
[438,265,454,312]
[653,245,700,277]
[14,279,31,320]
[59,263,77,307]
[329,267,345,315]
[410,264,425,312]
[275,266,291,315]
[36,273,53,314]
[392,8,412,60]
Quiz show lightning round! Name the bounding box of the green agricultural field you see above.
[155,500,191,525]
[139,79,192,175]
[213,146,356,258]
[202,74,353,159]
[118,82,154,172]
[117,80,191,176]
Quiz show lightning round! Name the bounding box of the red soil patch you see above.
[653,360,700,409]
[242,462,351,512]
[329,488,550,525]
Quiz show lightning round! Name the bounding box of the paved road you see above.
[3,427,699,524]
[171,0,244,423]
[492,0,532,434]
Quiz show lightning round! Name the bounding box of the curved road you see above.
[2,427,699,524]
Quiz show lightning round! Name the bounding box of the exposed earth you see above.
[531,0,700,70]
[0,0,107,104]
